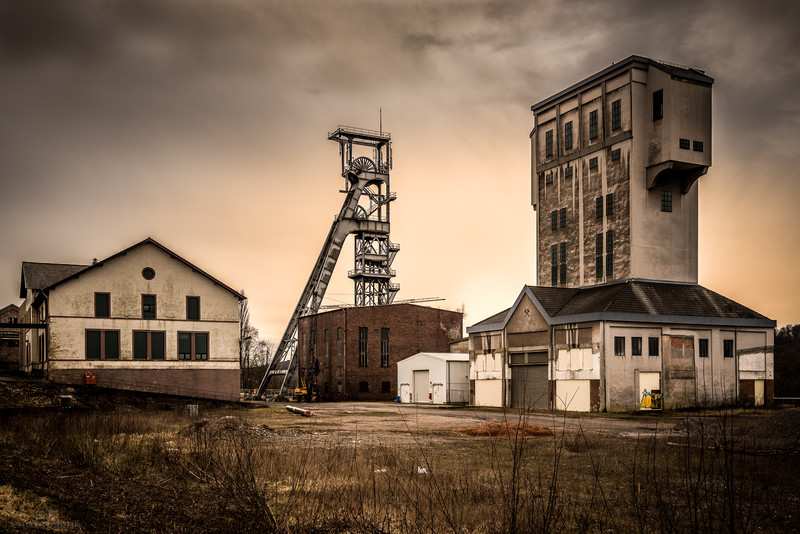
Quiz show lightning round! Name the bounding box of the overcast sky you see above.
[2,0,799,341]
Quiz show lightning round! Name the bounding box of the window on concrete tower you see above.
[560,242,567,262]
[661,191,673,212]
[545,129,553,157]
[551,210,558,230]
[559,207,567,228]
[611,99,621,130]
[589,157,598,170]
[551,244,558,265]
[596,197,603,218]
[551,265,558,285]
[589,110,599,139]
[679,138,690,150]
[564,121,573,150]
[606,193,614,215]
[693,140,704,152]
[653,89,663,121]
[596,256,603,278]
[606,253,614,276]
[595,233,603,255]
[559,263,566,284]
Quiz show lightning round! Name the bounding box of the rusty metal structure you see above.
[257,125,399,398]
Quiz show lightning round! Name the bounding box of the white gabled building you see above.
[18,237,244,401]
[397,352,469,404]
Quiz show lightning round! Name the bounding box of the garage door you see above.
[413,370,429,403]
[511,364,548,410]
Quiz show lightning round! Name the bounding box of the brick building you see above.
[0,304,20,371]
[297,304,463,400]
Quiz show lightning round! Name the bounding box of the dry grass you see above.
[0,403,798,533]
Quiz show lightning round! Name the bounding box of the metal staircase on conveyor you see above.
[257,125,397,399]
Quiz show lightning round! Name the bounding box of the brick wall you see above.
[48,368,240,401]
[298,304,463,400]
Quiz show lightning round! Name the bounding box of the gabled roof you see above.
[20,238,244,301]
[20,262,89,298]
[1,303,20,315]
[531,55,714,113]
[468,280,774,333]
[398,352,469,364]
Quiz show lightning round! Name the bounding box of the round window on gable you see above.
[142,267,155,280]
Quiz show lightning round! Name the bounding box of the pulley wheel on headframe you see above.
[351,157,376,174]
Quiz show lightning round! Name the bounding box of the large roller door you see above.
[511,351,549,410]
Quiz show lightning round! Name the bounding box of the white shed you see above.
[397,353,469,404]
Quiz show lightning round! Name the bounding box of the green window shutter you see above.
[151,332,165,360]
[133,331,148,360]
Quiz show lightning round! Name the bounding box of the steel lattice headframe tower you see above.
[257,125,399,398]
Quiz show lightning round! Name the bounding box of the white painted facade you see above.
[19,238,244,400]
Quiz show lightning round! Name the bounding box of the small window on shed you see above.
[724,339,734,358]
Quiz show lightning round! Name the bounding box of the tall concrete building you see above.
[531,55,713,287]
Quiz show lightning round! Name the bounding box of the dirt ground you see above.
[1,376,799,533]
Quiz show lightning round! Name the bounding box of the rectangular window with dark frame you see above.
[551,210,558,230]
[679,138,690,150]
[606,230,614,253]
[381,328,390,367]
[564,121,573,150]
[693,140,704,152]
[649,337,660,356]
[661,190,673,212]
[545,171,553,184]
[560,242,567,263]
[564,165,573,178]
[614,336,625,356]
[551,265,558,285]
[381,381,391,393]
[359,381,369,393]
[699,338,709,358]
[606,253,614,276]
[653,89,663,120]
[595,256,603,278]
[589,157,598,170]
[86,330,119,360]
[596,197,603,218]
[595,233,603,255]
[359,327,368,367]
[94,293,110,318]
[724,339,734,358]
[186,296,200,321]
[559,263,567,284]
[551,244,558,265]
[559,207,567,228]
[324,329,329,367]
[611,99,621,130]
[178,332,208,361]
[632,337,642,356]
[606,193,614,215]
[611,148,621,161]
[589,110,598,139]
[142,294,156,319]
[134,331,165,360]
[545,129,553,157]
[337,327,343,366]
